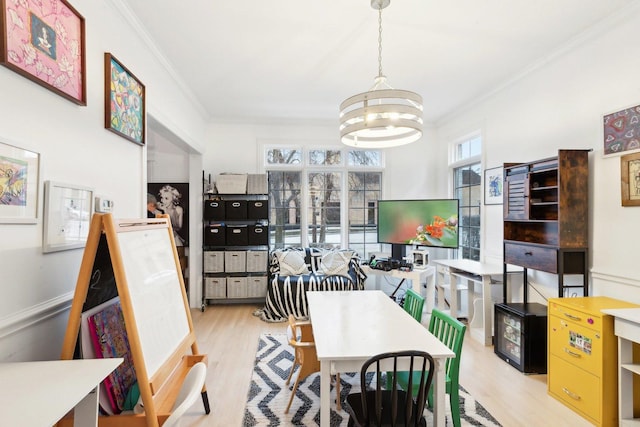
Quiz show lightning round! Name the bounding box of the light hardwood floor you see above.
[183,303,592,427]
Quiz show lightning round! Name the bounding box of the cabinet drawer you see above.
[247,276,267,298]
[504,243,557,273]
[548,354,600,423]
[549,313,601,375]
[548,301,604,332]
[225,251,247,272]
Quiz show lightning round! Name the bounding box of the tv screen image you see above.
[377,199,459,250]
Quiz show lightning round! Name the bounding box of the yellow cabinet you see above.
[548,297,639,427]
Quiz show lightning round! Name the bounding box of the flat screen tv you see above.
[377,199,459,259]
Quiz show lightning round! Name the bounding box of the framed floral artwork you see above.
[484,166,504,205]
[43,180,93,252]
[0,140,40,223]
[0,0,86,105]
[603,103,640,157]
[104,52,146,145]
[621,152,640,207]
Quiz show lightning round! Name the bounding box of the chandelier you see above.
[339,0,423,148]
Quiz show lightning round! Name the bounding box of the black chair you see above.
[345,350,435,427]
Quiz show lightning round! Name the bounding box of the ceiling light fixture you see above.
[339,0,423,148]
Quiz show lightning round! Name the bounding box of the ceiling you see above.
[122,0,636,126]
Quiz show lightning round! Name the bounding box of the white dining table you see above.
[307,290,455,427]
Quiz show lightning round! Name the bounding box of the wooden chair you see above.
[403,289,425,323]
[344,350,435,427]
[162,362,207,427]
[285,315,341,413]
[388,309,466,427]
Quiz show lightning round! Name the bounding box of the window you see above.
[266,147,382,257]
[450,133,482,261]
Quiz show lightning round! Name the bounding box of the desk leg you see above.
[74,385,99,427]
[432,358,446,427]
[424,273,435,314]
[482,276,492,346]
[320,361,331,427]
[449,274,458,318]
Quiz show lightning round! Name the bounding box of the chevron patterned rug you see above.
[242,334,502,427]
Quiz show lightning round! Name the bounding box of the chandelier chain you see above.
[378,6,383,78]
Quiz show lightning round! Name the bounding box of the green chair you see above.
[403,288,425,323]
[387,308,467,427]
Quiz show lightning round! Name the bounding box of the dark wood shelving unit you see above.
[502,149,590,303]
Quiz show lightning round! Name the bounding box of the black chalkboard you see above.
[82,234,118,312]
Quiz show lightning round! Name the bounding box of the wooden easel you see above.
[59,213,209,427]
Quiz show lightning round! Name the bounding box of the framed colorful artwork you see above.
[0,0,86,105]
[484,166,503,205]
[104,52,146,145]
[43,180,93,252]
[621,152,640,207]
[603,103,640,157]
[0,140,40,223]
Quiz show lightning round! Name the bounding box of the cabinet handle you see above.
[564,348,582,358]
[524,251,533,256]
[562,387,581,401]
[563,313,582,321]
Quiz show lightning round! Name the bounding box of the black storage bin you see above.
[204,225,225,246]
[226,225,248,246]
[247,200,268,219]
[225,200,247,219]
[248,225,269,245]
[204,200,225,220]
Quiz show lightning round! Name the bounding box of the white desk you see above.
[601,307,640,425]
[0,358,122,427]
[307,290,454,427]
[433,259,509,346]
[361,265,436,317]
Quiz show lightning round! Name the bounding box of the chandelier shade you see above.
[339,0,423,148]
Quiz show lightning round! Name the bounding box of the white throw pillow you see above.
[276,250,310,276]
[319,251,353,276]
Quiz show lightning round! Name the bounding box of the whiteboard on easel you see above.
[116,227,190,378]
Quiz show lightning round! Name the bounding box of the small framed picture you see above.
[104,52,146,145]
[43,181,93,252]
[0,140,40,223]
[484,166,504,205]
[621,152,640,207]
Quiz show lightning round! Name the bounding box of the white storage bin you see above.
[225,251,246,272]
[247,276,268,298]
[205,277,226,299]
[246,250,268,272]
[247,174,268,194]
[215,174,247,194]
[203,251,225,273]
[226,276,248,298]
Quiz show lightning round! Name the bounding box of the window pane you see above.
[267,148,302,165]
[348,150,382,166]
[268,171,302,248]
[309,149,341,165]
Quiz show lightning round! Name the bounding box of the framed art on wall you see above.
[43,180,93,252]
[0,0,86,105]
[621,152,640,207]
[147,182,189,247]
[603,103,640,157]
[0,141,40,223]
[104,52,146,145]
[484,166,503,205]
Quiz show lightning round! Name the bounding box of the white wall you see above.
[435,5,640,303]
[0,0,206,361]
